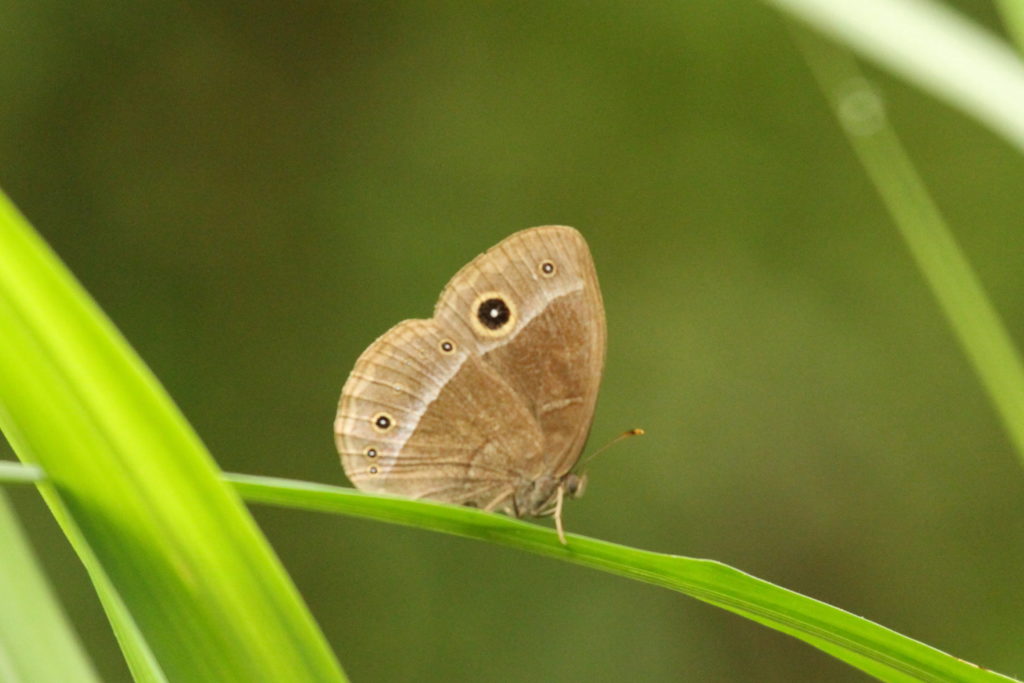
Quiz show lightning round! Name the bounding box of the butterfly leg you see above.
[553,483,567,545]
[483,488,514,514]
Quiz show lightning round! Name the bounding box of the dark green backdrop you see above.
[3,2,1023,680]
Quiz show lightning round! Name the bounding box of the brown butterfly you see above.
[334,226,606,543]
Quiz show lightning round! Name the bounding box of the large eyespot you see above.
[439,339,456,354]
[371,412,394,433]
[478,298,510,329]
[539,259,557,277]
[470,291,517,338]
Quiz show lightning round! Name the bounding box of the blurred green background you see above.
[3,1,1024,681]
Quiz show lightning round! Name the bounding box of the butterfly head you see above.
[562,472,587,500]
[514,472,587,519]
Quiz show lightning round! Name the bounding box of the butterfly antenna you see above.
[578,428,644,469]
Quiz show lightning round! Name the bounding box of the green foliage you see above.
[2,1,1024,681]
[0,492,99,683]
[228,473,1015,682]
[0,192,345,681]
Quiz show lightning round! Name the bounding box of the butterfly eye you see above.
[439,339,456,354]
[539,260,557,277]
[371,412,395,432]
[565,473,587,498]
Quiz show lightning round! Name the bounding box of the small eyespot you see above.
[371,412,394,432]
[365,447,378,458]
[439,339,456,354]
[368,466,379,475]
[539,260,556,277]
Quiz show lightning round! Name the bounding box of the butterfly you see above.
[334,226,605,543]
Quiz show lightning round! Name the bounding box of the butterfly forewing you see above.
[433,226,606,479]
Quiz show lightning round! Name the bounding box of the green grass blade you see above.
[0,190,346,682]
[994,0,1024,53]
[225,473,1017,683]
[1,452,167,682]
[794,32,1024,467]
[0,460,43,484]
[36,485,169,683]
[0,491,100,683]
[765,0,1024,154]
[4,461,1013,681]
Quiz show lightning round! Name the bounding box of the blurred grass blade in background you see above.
[994,0,1024,52]
[766,0,1024,153]
[0,190,347,682]
[795,32,1024,468]
[0,460,43,484]
[226,473,1018,683]
[1,449,166,681]
[0,491,100,683]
